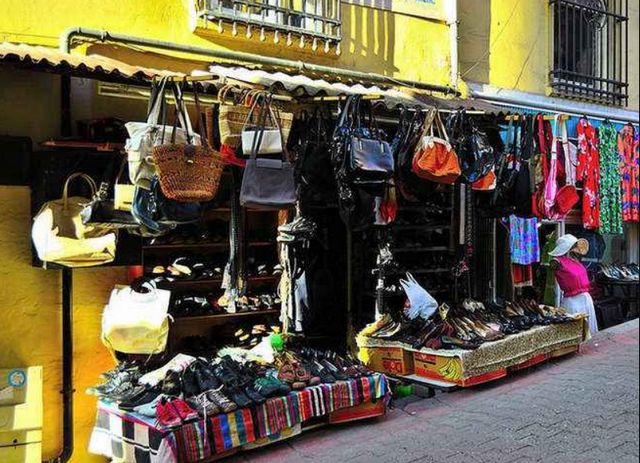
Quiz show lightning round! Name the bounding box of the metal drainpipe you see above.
[59,27,460,96]
[58,268,74,463]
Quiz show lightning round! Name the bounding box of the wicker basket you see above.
[216,104,294,149]
[152,144,224,202]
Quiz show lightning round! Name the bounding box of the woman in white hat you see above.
[549,234,598,334]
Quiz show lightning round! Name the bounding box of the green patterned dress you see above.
[598,123,623,234]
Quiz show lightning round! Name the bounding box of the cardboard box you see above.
[358,346,414,376]
[329,400,386,424]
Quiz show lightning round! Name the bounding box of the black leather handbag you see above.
[295,108,337,204]
[449,110,495,183]
[340,96,394,183]
[240,95,296,209]
[131,176,203,236]
[82,153,140,230]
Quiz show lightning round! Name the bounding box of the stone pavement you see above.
[229,320,639,463]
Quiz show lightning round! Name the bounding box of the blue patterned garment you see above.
[508,215,540,265]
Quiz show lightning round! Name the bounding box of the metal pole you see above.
[59,27,459,96]
[59,268,74,463]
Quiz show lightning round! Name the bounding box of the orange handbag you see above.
[412,109,461,185]
[471,169,497,191]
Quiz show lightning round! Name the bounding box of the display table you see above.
[358,317,589,387]
[89,373,389,463]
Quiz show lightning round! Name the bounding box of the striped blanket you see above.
[89,373,389,463]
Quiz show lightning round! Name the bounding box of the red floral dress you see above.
[576,117,600,229]
[619,124,639,222]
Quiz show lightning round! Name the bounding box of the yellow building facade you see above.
[0,0,637,462]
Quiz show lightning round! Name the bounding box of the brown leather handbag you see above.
[412,109,461,184]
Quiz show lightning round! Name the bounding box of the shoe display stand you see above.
[139,167,284,352]
[357,316,588,390]
[89,373,390,463]
[355,188,457,327]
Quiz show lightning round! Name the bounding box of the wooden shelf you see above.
[142,241,274,251]
[392,224,451,231]
[391,246,451,253]
[171,309,279,325]
[388,267,451,276]
[157,274,279,291]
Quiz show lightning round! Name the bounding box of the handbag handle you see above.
[62,173,97,210]
[147,77,169,125]
[332,94,359,137]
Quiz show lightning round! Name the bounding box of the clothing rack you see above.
[505,114,570,121]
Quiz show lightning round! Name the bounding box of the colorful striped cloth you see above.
[90,373,389,463]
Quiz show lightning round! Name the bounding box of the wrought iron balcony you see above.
[195,0,342,52]
[550,0,629,106]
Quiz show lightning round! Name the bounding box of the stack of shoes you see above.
[598,263,640,282]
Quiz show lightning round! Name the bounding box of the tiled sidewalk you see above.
[231,319,639,463]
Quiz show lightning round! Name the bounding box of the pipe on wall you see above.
[59,27,460,96]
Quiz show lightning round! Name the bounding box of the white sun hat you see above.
[548,234,579,257]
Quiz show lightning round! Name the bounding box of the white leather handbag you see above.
[125,78,200,189]
[241,96,284,155]
[31,173,117,268]
[102,281,171,355]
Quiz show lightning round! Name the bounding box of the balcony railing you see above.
[196,0,342,52]
[549,0,629,106]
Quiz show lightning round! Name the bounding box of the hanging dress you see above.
[598,122,623,234]
[576,118,600,229]
[619,124,639,222]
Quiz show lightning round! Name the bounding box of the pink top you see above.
[554,256,591,297]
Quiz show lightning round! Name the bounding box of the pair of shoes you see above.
[156,397,199,428]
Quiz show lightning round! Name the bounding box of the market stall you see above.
[22,52,638,462]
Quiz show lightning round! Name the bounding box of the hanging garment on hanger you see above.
[619,124,639,222]
[598,122,623,234]
[506,215,540,265]
[576,117,601,229]
[511,264,533,287]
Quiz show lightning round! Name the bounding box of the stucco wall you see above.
[458,0,639,111]
[0,68,142,462]
[0,0,454,88]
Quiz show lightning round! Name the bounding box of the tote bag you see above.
[102,280,171,355]
[32,173,117,268]
[125,77,200,189]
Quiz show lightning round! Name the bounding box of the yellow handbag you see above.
[31,173,117,268]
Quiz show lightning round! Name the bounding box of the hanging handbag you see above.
[102,279,171,355]
[241,95,284,155]
[125,78,201,189]
[81,154,140,230]
[345,98,394,183]
[412,108,461,184]
[394,109,439,201]
[131,176,204,236]
[548,115,579,217]
[32,173,117,267]
[489,119,518,216]
[471,169,497,191]
[513,115,535,216]
[449,110,495,183]
[296,108,337,204]
[218,86,294,150]
[240,95,296,209]
[152,82,224,202]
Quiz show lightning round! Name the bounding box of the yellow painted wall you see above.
[458,0,639,111]
[0,68,142,462]
[0,1,453,460]
[0,0,454,88]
